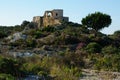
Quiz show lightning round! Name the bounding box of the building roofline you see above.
[52,9,63,11]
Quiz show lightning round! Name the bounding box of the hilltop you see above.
[0,12,120,79]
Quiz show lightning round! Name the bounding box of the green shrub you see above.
[42,26,56,32]
[0,31,7,38]
[50,65,81,80]
[0,56,23,77]
[26,38,36,48]
[113,30,120,37]
[86,42,101,53]
[38,71,48,77]
[94,54,120,71]
[102,45,119,54]
[22,62,42,74]
[0,74,14,80]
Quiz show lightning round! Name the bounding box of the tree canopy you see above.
[81,12,112,31]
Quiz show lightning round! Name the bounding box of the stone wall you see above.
[32,9,69,28]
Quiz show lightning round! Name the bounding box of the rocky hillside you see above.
[0,21,120,79]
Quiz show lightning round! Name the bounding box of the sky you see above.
[0,0,120,34]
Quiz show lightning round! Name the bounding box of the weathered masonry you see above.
[33,9,69,28]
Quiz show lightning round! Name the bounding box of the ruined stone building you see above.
[33,9,69,28]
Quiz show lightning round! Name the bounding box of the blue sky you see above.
[0,0,120,34]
